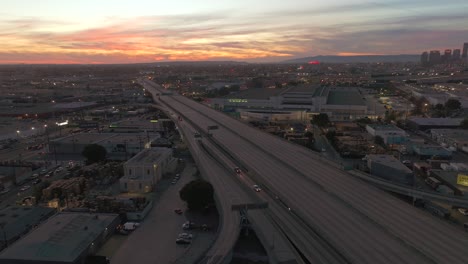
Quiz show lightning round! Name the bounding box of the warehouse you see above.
[0,206,55,250]
[407,117,462,131]
[366,154,414,186]
[0,212,119,264]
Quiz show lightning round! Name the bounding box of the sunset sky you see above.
[1,0,467,64]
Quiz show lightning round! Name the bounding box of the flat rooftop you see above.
[0,213,118,263]
[126,148,172,164]
[327,89,365,106]
[431,129,468,141]
[367,124,405,131]
[224,88,285,100]
[367,154,412,172]
[0,206,55,242]
[409,117,463,126]
[283,85,320,94]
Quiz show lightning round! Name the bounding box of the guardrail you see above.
[348,170,468,207]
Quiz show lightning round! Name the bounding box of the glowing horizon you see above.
[1,0,468,64]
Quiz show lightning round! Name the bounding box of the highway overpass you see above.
[144,79,468,264]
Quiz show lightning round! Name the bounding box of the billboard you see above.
[457,174,468,186]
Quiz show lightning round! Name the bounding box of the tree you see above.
[461,118,468,129]
[179,179,214,210]
[312,113,330,128]
[445,99,461,113]
[82,144,107,164]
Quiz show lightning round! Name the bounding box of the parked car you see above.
[459,208,468,216]
[174,209,183,215]
[176,238,191,244]
[178,233,193,239]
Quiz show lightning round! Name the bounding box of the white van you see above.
[123,222,140,231]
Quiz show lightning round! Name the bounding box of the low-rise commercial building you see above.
[119,148,176,193]
[412,144,453,160]
[407,117,463,131]
[0,212,119,264]
[366,154,414,186]
[366,124,408,145]
[430,129,468,152]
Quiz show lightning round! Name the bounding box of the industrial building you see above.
[366,154,414,186]
[366,124,408,145]
[407,117,462,131]
[412,144,453,160]
[49,133,159,160]
[430,129,468,152]
[207,85,375,122]
[0,206,55,250]
[0,212,119,264]
[119,148,176,193]
[429,169,468,196]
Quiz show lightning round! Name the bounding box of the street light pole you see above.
[0,223,7,249]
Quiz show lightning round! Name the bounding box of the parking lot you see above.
[100,162,218,264]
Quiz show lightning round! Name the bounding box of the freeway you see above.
[144,79,468,264]
[148,82,354,263]
[157,97,301,263]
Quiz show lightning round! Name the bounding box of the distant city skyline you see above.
[1,0,468,64]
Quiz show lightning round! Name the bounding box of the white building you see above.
[119,148,176,193]
[366,124,408,145]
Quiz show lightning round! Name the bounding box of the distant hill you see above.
[282,55,420,64]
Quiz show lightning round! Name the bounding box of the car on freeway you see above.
[201,224,211,231]
[182,221,196,230]
[234,167,241,174]
[178,233,193,239]
[459,208,468,216]
[174,209,183,214]
[253,185,261,192]
[175,238,191,244]
[20,185,31,192]
[32,179,42,185]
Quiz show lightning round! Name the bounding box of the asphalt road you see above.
[145,79,468,264]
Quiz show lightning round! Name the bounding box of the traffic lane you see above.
[111,166,199,264]
[164,97,464,264]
